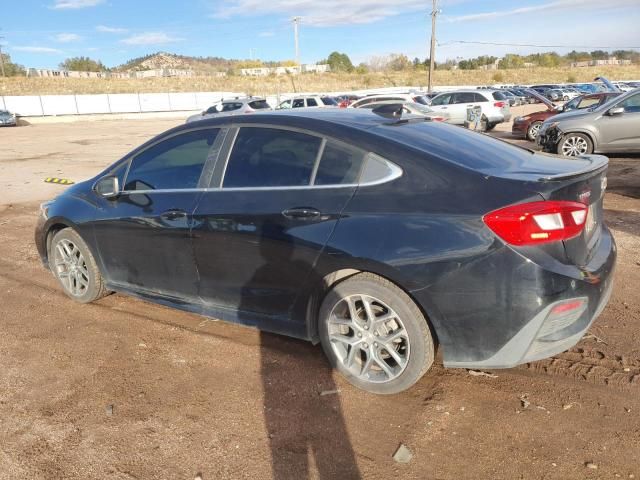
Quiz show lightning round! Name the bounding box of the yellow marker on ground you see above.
[44,177,75,185]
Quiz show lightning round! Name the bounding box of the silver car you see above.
[186,97,271,123]
[537,88,640,156]
[0,109,17,127]
[355,100,451,122]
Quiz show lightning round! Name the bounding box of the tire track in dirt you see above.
[524,344,640,389]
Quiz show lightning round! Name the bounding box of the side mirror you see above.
[608,106,625,116]
[94,176,120,198]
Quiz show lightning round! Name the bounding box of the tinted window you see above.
[619,93,640,113]
[248,100,270,110]
[124,129,219,191]
[413,95,429,105]
[492,91,507,100]
[321,97,338,106]
[222,102,243,112]
[205,105,220,114]
[306,98,318,107]
[474,93,488,102]
[314,142,366,185]
[452,92,476,104]
[224,128,322,188]
[430,94,451,106]
[292,99,305,108]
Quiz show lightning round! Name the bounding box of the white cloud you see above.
[446,0,638,22]
[13,46,63,54]
[54,33,82,42]
[51,0,105,9]
[213,0,429,26]
[96,25,128,33]
[120,32,184,46]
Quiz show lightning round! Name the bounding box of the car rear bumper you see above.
[412,226,616,369]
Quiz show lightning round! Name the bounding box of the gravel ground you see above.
[0,107,639,479]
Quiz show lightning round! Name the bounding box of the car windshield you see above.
[410,103,435,114]
[412,95,430,105]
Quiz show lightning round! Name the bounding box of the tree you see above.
[59,56,107,72]
[387,53,411,71]
[0,53,26,76]
[498,54,524,69]
[321,51,354,72]
[355,63,369,74]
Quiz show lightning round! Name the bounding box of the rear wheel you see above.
[318,273,435,394]
[557,133,593,157]
[485,122,496,131]
[526,121,543,141]
[49,228,109,303]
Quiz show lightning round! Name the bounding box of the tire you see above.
[318,272,435,394]
[49,228,109,303]
[557,133,593,157]
[484,122,496,131]
[526,121,543,141]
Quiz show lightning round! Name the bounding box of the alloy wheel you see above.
[53,239,90,297]
[528,122,542,140]
[561,136,589,156]
[327,294,410,383]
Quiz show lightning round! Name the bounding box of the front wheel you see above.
[526,121,543,141]
[318,273,435,394]
[557,133,593,157]
[49,228,109,303]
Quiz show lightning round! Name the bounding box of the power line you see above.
[439,40,640,50]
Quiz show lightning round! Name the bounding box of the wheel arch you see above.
[43,218,87,265]
[559,128,597,150]
[305,268,442,351]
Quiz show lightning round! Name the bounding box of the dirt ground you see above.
[0,107,639,480]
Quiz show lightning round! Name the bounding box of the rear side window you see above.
[492,91,507,100]
[224,128,322,187]
[474,93,488,102]
[248,100,270,110]
[222,103,242,112]
[306,98,318,107]
[452,92,476,104]
[124,129,219,191]
[314,142,366,185]
[321,97,338,106]
[359,154,399,184]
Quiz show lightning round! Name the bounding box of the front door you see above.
[92,127,221,302]
[192,127,364,335]
[597,92,640,152]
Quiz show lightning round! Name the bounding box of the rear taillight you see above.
[483,201,588,246]
[430,116,446,122]
[494,101,506,108]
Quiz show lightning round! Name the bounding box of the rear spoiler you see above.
[538,155,608,182]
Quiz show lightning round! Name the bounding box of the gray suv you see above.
[186,97,271,123]
[537,89,640,156]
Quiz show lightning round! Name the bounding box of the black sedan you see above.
[36,109,616,394]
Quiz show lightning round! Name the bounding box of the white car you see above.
[427,90,511,129]
[186,97,271,123]
[349,93,431,109]
[612,82,635,92]
[277,96,338,109]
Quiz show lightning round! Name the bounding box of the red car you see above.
[512,91,621,141]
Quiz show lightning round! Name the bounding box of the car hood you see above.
[523,89,555,111]
[542,107,596,125]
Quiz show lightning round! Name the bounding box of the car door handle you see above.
[160,209,187,221]
[282,207,321,220]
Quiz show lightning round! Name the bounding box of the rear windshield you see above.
[248,100,270,109]
[412,95,430,105]
[492,91,507,100]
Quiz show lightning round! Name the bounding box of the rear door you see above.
[191,126,366,332]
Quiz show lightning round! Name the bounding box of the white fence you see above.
[0,91,245,117]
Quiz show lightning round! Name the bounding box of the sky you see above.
[1,0,639,69]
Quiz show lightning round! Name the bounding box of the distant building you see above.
[240,64,329,76]
[570,57,632,68]
[478,59,500,71]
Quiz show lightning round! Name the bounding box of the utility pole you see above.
[0,34,6,77]
[428,0,438,93]
[292,17,301,65]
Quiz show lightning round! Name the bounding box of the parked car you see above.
[512,91,621,141]
[506,89,529,104]
[355,100,450,122]
[537,89,640,155]
[545,89,565,102]
[349,93,431,108]
[277,95,338,109]
[186,97,271,123]
[35,108,615,394]
[336,95,361,108]
[611,82,635,92]
[0,109,17,127]
[500,90,520,106]
[428,89,511,129]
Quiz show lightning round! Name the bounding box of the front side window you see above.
[314,142,366,185]
[222,102,242,112]
[279,99,292,109]
[124,129,219,191]
[292,99,305,108]
[223,128,322,188]
[618,93,640,113]
[578,97,599,109]
[430,94,451,106]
